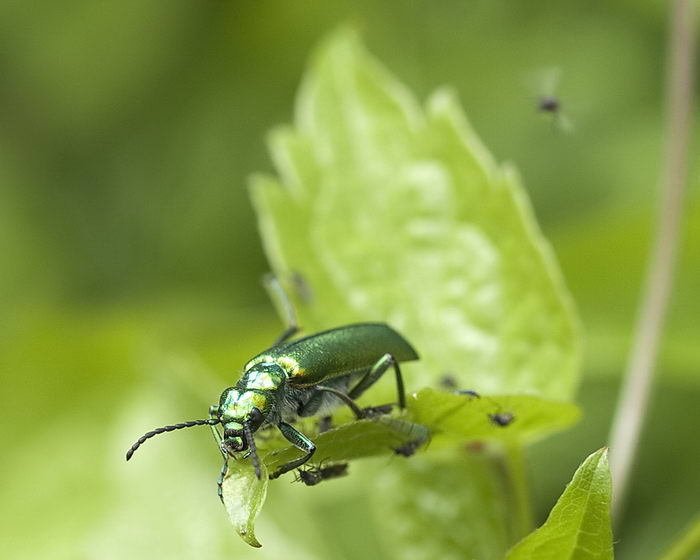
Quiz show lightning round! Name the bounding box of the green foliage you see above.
[251,28,580,401]
[373,451,518,559]
[507,448,613,560]
[222,461,268,548]
[4,4,700,560]
[408,388,580,443]
[263,417,429,473]
[257,387,580,476]
[235,28,584,551]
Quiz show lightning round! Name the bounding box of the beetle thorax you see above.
[218,362,287,428]
[241,361,288,391]
[219,388,268,424]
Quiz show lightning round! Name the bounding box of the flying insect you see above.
[126,277,419,502]
[528,67,575,133]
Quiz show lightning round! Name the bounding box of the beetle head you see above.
[217,387,273,478]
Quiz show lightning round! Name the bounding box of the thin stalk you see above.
[501,442,534,541]
[608,0,696,523]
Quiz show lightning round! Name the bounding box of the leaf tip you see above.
[592,446,610,464]
[222,462,269,548]
[239,531,262,549]
[310,24,365,67]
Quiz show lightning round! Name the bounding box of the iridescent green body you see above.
[126,296,420,500]
[215,323,418,458]
[246,322,419,386]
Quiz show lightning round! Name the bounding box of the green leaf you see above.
[659,511,700,560]
[408,388,580,444]
[371,451,516,560]
[222,460,269,548]
[506,448,613,560]
[248,28,582,559]
[251,27,580,401]
[264,417,429,473]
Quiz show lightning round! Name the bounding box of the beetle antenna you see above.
[126,418,220,461]
[244,423,261,479]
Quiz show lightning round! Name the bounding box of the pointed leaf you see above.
[408,388,580,444]
[506,448,613,560]
[221,460,269,548]
[264,417,429,473]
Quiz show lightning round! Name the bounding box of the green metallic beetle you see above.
[126,277,419,501]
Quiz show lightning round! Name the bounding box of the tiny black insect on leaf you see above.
[393,439,424,457]
[297,463,349,486]
[489,412,515,427]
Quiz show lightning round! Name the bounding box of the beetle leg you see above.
[349,353,406,409]
[209,404,229,503]
[269,422,316,479]
[263,273,299,346]
[217,456,228,504]
[297,381,362,419]
[314,385,364,419]
[296,389,326,417]
[273,326,299,347]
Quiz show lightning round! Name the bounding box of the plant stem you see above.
[608,0,696,524]
[501,442,533,541]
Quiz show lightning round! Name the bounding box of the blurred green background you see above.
[1,1,698,559]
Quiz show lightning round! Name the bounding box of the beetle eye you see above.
[248,407,264,429]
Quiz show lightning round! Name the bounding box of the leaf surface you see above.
[264,417,429,473]
[408,388,580,444]
[252,28,580,401]
[372,451,515,560]
[506,448,613,560]
[222,461,269,548]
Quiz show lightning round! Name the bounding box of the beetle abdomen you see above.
[247,323,418,388]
